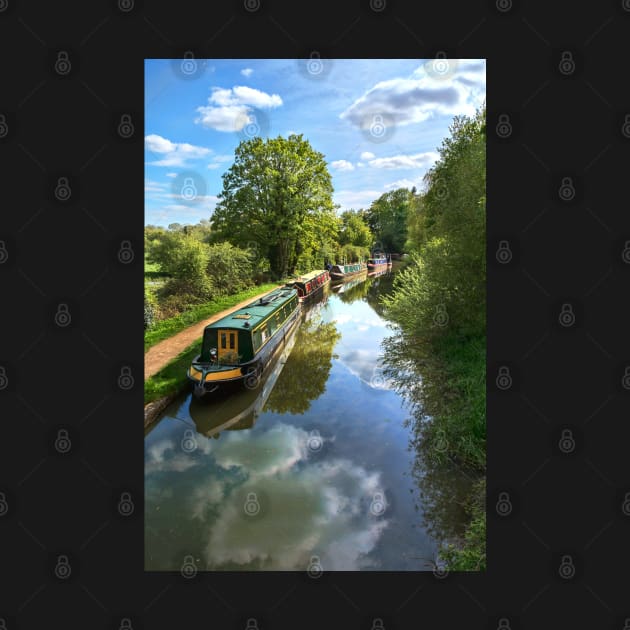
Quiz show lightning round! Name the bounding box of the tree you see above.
[383,105,486,337]
[339,210,373,248]
[405,191,426,252]
[211,134,336,278]
[366,188,412,253]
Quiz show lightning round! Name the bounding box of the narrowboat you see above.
[366,254,388,272]
[329,261,367,281]
[285,269,330,302]
[187,286,300,397]
[189,310,301,437]
[386,253,393,267]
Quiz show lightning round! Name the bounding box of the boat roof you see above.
[287,269,327,284]
[204,286,297,331]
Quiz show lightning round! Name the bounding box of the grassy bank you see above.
[144,282,281,351]
[420,331,486,471]
[144,340,200,404]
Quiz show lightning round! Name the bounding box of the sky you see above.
[144,58,486,227]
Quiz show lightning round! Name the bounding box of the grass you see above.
[144,282,282,351]
[144,340,200,404]
[426,331,486,471]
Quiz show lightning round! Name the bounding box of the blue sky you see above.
[145,58,486,227]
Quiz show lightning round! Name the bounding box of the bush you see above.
[206,242,254,295]
[338,243,370,263]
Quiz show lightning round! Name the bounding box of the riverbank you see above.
[406,330,486,570]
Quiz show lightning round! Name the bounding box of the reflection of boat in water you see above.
[367,266,390,279]
[331,271,368,294]
[188,312,302,438]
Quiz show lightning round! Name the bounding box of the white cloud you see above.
[195,85,283,132]
[360,151,375,160]
[165,172,177,178]
[368,151,439,170]
[331,159,355,171]
[207,154,233,169]
[145,180,168,192]
[340,59,485,130]
[383,176,425,191]
[240,68,254,77]
[145,134,211,167]
[334,189,383,211]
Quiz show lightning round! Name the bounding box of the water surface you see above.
[145,270,473,571]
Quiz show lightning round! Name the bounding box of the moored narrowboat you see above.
[187,286,300,397]
[367,254,388,271]
[329,261,367,281]
[285,269,330,302]
[189,309,301,437]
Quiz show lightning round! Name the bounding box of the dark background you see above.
[1,0,629,628]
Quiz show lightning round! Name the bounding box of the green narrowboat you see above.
[187,286,300,397]
[329,262,367,281]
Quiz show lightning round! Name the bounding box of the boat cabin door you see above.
[218,329,238,362]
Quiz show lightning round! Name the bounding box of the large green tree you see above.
[211,134,337,278]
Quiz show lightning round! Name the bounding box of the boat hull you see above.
[330,267,367,282]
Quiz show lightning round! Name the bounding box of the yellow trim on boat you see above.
[189,367,243,382]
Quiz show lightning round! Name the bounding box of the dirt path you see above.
[144,284,282,380]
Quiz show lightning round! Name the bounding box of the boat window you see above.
[229,333,235,349]
[220,332,227,349]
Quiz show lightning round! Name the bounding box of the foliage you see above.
[365,188,412,253]
[339,210,373,248]
[404,191,426,253]
[149,231,213,300]
[211,134,337,278]
[338,243,370,264]
[205,242,254,295]
[382,106,486,339]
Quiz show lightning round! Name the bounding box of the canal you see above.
[144,267,474,571]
